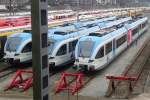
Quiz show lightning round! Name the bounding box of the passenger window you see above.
[116,34,127,48]
[142,23,144,28]
[22,43,32,53]
[142,22,147,29]
[95,46,104,59]
[132,27,139,36]
[56,44,67,56]
[69,40,78,52]
[106,41,112,54]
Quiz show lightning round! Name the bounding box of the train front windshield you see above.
[6,37,22,52]
[78,41,94,58]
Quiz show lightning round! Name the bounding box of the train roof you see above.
[53,28,82,35]
[89,26,117,37]
[88,17,132,37]
[98,17,132,29]
[82,16,116,26]
[48,26,78,34]
[7,17,108,42]
[125,17,148,29]
[6,16,131,45]
[78,17,148,49]
[8,32,32,42]
[48,16,116,32]
[48,16,132,42]
[79,27,127,49]
[48,27,88,41]
[9,32,31,38]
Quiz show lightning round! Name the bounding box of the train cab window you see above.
[56,44,67,56]
[95,46,104,59]
[106,41,112,54]
[116,34,127,48]
[69,40,78,52]
[22,43,32,53]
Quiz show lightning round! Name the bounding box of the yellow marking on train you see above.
[0,30,22,37]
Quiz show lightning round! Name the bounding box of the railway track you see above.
[0,66,17,79]
[0,39,149,95]
[143,57,150,93]
[0,62,32,79]
[106,38,150,98]
[52,63,101,95]
[53,38,150,96]
[0,59,4,63]
[0,32,149,96]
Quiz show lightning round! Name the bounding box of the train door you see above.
[95,46,106,69]
[112,39,116,56]
[0,36,7,59]
[127,29,132,45]
[105,41,113,63]
[55,44,69,66]
[21,42,32,62]
[68,40,78,60]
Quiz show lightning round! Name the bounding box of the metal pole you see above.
[12,0,15,15]
[31,0,49,100]
[77,0,80,22]
[92,0,93,9]
[9,0,12,15]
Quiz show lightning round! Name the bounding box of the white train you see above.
[74,16,148,71]
[3,16,132,67]
[3,16,116,64]
[47,16,132,68]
